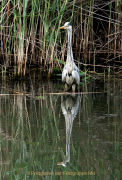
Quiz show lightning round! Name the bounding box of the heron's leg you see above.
[65,83,68,92]
[72,84,76,92]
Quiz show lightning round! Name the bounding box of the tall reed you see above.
[0,0,122,76]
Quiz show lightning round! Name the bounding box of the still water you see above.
[0,76,122,179]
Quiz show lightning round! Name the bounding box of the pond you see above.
[1,76,122,179]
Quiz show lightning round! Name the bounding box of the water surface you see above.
[1,76,122,179]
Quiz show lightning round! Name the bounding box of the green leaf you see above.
[54,58,66,65]
[79,82,85,85]
[82,76,91,81]
[36,96,44,99]
[56,74,62,76]
[80,71,86,76]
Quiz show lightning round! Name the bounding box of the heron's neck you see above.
[67,28,73,63]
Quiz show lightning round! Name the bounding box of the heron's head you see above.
[60,22,72,30]
[57,161,68,167]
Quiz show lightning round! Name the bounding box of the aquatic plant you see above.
[0,1,122,76]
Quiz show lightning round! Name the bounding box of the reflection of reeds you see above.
[0,1,122,76]
[0,79,122,178]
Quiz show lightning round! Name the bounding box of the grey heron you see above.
[57,94,79,166]
[60,22,80,92]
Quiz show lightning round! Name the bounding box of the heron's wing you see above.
[72,68,80,85]
[71,95,79,117]
[62,66,68,83]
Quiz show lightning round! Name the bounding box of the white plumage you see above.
[57,95,79,166]
[60,22,80,92]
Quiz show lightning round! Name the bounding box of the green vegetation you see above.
[0,1,122,77]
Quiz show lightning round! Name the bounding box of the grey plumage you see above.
[60,22,80,92]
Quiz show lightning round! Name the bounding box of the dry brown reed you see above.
[0,1,122,77]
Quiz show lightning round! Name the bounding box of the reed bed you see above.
[0,0,122,77]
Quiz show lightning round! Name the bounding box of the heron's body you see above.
[60,22,80,92]
[57,94,79,166]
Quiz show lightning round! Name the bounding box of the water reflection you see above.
[0,78,122,179]
[57,95,79,166]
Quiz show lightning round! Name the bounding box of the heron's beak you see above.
[60,26,65,29]
[57,162,63,165]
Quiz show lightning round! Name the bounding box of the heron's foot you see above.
[72,84,76,92]
[64,84,68,92]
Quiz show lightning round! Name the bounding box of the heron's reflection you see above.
[57,94,79,167]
